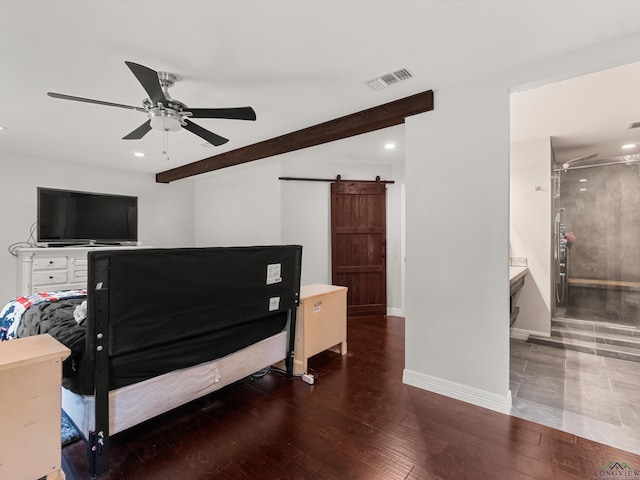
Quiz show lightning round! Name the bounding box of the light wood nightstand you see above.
[0,334,70,480]
[292,284,348,375]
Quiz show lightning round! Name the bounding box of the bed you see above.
[1,245,302,476]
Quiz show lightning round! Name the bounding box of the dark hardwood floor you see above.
[62,316,640,479]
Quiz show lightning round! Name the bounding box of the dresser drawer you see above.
[74,259,88,269]
[72,269,88,282]
[33,257,68,270]
[33,270,68,286]
[70,258,88,281]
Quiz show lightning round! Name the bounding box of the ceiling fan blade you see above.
[187,107,257,121]
[183,119,229,146]
[47,92,146,112]
[125,61,167,105]
[123,120,152,140]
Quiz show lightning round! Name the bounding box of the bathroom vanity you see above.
[509,266,528,325]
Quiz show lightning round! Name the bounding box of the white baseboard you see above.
[387,307,404,317]
[402,369,512,415]
[510,327,549,340]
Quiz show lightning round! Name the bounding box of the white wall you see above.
[403,32,640,414]
[279,157,332,286]
[0,152,195,302]
[193,148,404,314]
[404,78,512,413]
[387,162,405,316]
[280,154,402,314]
[510,139,552,336]
[194,157,282,247]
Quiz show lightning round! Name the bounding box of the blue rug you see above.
[61,410,81,446]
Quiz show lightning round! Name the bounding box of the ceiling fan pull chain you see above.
[162,130,170,161]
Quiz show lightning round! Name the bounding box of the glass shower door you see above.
[552,158,640,327]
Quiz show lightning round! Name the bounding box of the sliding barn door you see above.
[331,181,387,316]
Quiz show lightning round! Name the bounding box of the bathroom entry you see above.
[552,155,640,327]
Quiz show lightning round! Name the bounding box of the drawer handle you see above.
[49,276,54,279]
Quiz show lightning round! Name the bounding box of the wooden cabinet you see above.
[16,246,147,296]
[0,334,70,480]
[292,284,348,375]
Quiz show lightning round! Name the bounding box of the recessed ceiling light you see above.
[579,178,588,182]
[133,152,145,157]
[579,188,587,192]
[0,125,6,131]
[622,143,636,149]
[384,143,396,150]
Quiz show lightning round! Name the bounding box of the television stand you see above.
[16,245,150,295]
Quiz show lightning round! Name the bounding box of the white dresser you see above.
[17,246,147,295]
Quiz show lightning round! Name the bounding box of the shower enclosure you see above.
[552,154,640,328]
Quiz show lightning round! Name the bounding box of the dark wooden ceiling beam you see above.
[156,90,434,183]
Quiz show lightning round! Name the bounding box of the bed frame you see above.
[61,246,302,477]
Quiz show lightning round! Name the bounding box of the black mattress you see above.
[63,245,302,395]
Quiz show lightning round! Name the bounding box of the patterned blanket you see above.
[0,289,87,341]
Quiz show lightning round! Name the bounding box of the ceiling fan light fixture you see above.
[48,61,254,146]
[149,108,182,132]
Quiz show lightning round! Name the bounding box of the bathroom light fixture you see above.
[579,188,587,192]
[133,152,145,157]
[579,178,588,182]
[622,143,636,149]
[384,143,396,150]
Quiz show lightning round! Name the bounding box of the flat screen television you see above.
[37,187,138,246]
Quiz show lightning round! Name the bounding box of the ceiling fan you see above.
[47,61,256,146]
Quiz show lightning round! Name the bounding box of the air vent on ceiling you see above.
[628,120,640,129]
[365,67,413,91]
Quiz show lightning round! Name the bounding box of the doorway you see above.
[510,60,640,452]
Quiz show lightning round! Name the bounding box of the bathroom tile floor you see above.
[510,338,640,455]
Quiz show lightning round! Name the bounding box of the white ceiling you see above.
[511,61,640,165]
[3,1,640,177]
